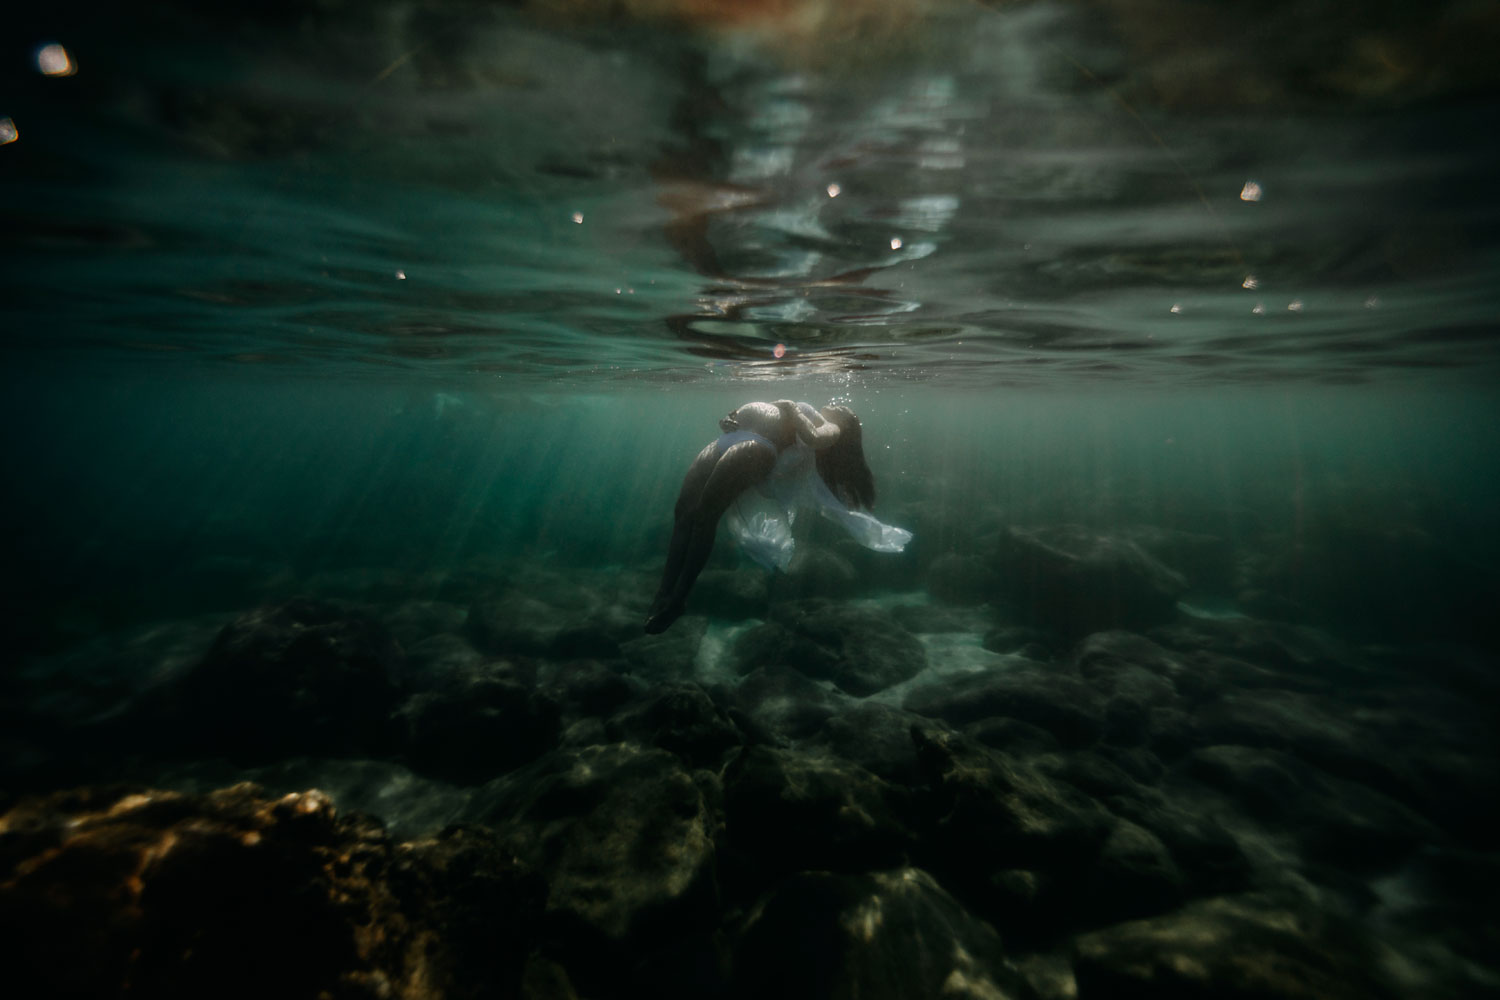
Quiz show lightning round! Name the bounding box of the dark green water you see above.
[8,375,1498,644]
[3,2,1499,998]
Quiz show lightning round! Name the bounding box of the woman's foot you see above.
[643,598,683,634]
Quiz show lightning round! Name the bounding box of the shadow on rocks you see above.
[720,746,914,898]
[135,599,408,762]
[396,678,562,785]
[907,725,1146,945]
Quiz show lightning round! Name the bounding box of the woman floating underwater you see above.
[644,400,912,633]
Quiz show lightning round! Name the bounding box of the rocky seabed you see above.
[4,523,1497,999]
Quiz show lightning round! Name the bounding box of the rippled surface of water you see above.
[6,0,1498,387]
[6,7,1500,999]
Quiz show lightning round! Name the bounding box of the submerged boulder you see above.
[11,614,230,732]
[396,678,561,785]
[606,683,742,768]
[733,868,1033,1000]
[904,667,1106,748]
[1074,893,1396,1000]
[891,602,993,635]
[1148,616,1371,687]
[1191,687,1393,788]
[168,599,406,758]
[912,725,1112,867]
[401,632,508,693]
[1081,818,1186,925]
[964,716,1063,756]
[1182,744,1439,873]
[1105,788,1253,897]
[980,624,1055,661]
[691,568,770,620]
[732,599,926,697]
[154,755,472,840]
[807,703,934,788]
[618,614,708,682]
[1041,750,1154,801]
[734,664,849,743]
[468,582,638,661]
[465,743,722,980]
[0,783,542,999]
[466,591,571,657]
[1123,525,1236,597]
[1068,631,1189,748]
[908,725,1113,942]
[547,659,638,715]
[721,746,912,882]
[769,547,861,601]
[990,525,1187,636]
[383,599,467,648]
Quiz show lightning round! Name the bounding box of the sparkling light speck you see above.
[37,44,76,77]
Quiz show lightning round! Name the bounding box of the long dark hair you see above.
[815,405,877,511]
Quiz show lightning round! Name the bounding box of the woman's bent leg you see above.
[645,439,774,633]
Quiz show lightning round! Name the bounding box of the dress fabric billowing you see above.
[717,404,912,571]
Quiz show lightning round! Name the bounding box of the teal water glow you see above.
[3,7,1500,997]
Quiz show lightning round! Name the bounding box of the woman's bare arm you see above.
[776,400,840,450]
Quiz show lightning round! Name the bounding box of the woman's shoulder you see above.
[726,401,788,440]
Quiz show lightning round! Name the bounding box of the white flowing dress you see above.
[716,404,913,571]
